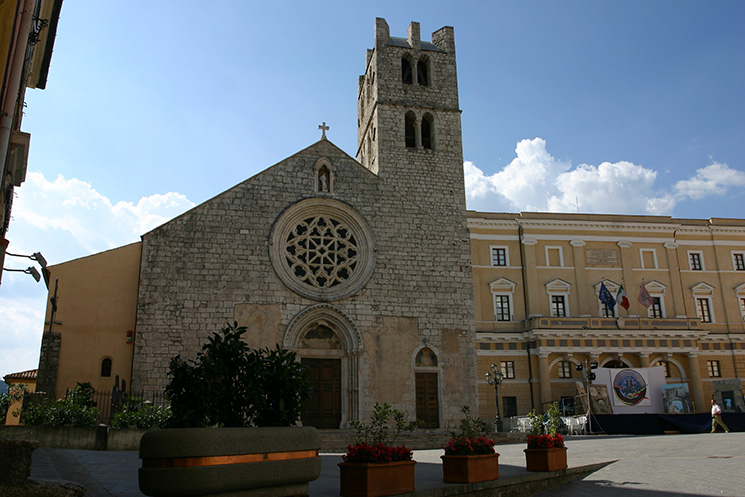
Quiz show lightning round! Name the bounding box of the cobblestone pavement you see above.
[29,432,744,497]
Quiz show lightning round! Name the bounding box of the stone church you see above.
[36,18,479,429]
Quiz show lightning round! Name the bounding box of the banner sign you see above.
[610,368,651,407]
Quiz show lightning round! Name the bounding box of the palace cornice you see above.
[516,219,680,233]
[701,333,745,343]
[524,328,709,341]
[467,218,520,229]
[476,332,529,342]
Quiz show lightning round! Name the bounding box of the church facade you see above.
[32,19,745,428]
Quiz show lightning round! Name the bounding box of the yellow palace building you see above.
[470,211,745,422]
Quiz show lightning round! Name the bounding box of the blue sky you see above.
[2,1,744,380]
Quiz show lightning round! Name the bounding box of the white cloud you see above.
[465,138,572,212]
[10,172,195,261]
[548,160,663,214]
[673,162,745,200]
[464,138,745,216]
[1,171,195,378]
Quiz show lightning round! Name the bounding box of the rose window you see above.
[270,198,375,301]
[286,216,358,288]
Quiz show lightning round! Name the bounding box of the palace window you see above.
[640,248,658,269]
[691,282,715,324]
[689,251,704,271]
[643,281,667,318]
[100,358,112,378]
[503,397,517,418]
[500,361,515,379]
[558,361,572,378]
[401,56,413,84]
[706,360,721,378]
[601,302,615,318]
[740,297,745,319]
[552,295,567,317]
[595,280,620,318]
[650,297,663,318]
[491,247,508,266]
[546,279,571,318]
[490,277,516,322]
[494,295,511,321]
[733,252,745,271]
[696,297,712,323]
[546,246,564,267]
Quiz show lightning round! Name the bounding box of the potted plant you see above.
[338,402,419,497]
[524,402,567,472]
[441,405,499,483]
[138,322,320,497]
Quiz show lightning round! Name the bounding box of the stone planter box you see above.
[338,460,416,497]
[524,446,568,472]
[138,426,321,497]
[441,452,499,483]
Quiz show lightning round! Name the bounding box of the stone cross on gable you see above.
[318,122,329,140]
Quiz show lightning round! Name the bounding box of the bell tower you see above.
[357,19,465,215]
[356,19,477,424]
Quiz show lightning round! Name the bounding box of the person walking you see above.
[710,399,730,433]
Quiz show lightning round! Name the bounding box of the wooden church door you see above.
[301,358,341,429]
[416,372,439,428]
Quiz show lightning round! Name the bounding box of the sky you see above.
[1,1,744,380]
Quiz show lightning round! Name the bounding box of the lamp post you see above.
[3,251,48,286]
[485,363,504,432]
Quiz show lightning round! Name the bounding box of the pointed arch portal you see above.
[284,304,362,428]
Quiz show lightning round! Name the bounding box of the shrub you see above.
[22,383,99,427]
[0,383,27,420]
[111,403,171,430]
[165,321,310,428]
[343,402,419,464]
[444,405,495,455]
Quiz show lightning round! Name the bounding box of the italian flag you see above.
[616,285,630,311]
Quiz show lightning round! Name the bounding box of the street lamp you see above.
[3,251,49,286]
[484,363,504,432]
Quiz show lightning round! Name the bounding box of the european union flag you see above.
[599,282,616,308]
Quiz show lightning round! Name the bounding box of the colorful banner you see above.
[610,368,651,407]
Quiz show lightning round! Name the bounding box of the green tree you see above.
[165,322,310,428]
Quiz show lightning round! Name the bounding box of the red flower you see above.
[527,433,565,449]
[342,443,413,464]
[444,436,496,455]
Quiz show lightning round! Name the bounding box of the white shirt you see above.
[711,404,722,416]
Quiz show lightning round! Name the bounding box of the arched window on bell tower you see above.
[401,56,413,84]
[405,111,416,148]
[421,113,434,149]
[417,56,429,86]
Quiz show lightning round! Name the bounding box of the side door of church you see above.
[415,372,439,429]
[301,358,341,429]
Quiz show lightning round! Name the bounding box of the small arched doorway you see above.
[414,346,440,429]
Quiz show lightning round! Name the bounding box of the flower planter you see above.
[338,460,416,497]
[523,447,567,472]
[441,453,499,483]
[138,426,321,497]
